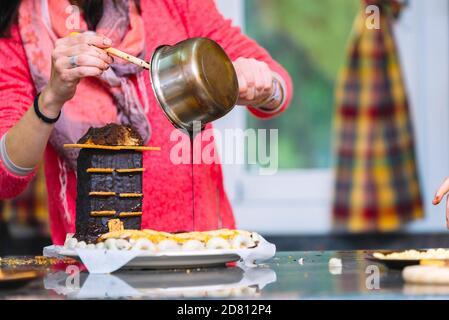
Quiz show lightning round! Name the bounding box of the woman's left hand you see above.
[233,57,273,106]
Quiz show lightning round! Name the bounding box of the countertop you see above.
[0,251,446,300]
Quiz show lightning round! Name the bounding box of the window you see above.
[215,0,449,234]
[245,0,359,169]
[215,0,358,234]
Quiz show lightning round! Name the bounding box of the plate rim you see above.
[51,245,254,259]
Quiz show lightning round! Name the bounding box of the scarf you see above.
[18,0,151,170]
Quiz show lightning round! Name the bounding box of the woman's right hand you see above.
[39,33,114,118]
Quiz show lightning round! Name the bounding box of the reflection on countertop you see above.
[44,266,276,299]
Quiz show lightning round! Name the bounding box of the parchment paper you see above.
[43,235,276,274]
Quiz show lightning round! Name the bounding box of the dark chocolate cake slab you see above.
[73,124,145,243]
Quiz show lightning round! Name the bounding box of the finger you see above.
[262,66,273,92]
[57,44,113,64]
[65,54,110,70]
[243,63,255,88]
[446,194,449,229]
[66,33,112,48]
[433,177,449,204]
[70,44,113,64]
[242,64,255,101]
[237,75,247,94]
[255,66,269,98]
[252,61,265,91]
[246,86,256,101]
[62,66,104,82]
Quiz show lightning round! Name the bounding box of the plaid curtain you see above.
[0,165,49,236]
[332,0,423,232]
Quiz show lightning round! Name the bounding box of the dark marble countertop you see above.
[0,251,445,300]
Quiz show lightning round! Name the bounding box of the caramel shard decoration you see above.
[90,211,116,217]
[118,212,143,217]
[87,168,145,173]
[119,193,143,198]
[89,191,116,196]
[99,230,147,241]
[116,168,145,173]
[87,168,114,173]
[108,219,124,232]
[64,144,160,151]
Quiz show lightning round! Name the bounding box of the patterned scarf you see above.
[18,0,151,170]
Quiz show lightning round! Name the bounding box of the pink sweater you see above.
[0,0,292,244]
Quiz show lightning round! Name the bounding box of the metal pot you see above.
[150,38,239,133]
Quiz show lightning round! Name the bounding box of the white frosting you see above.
[206,237,231,250]
[132,238,156,251]
[95,242,105,249]
[157,239,180,251]
[116,239,132,250]
[231,235,255,249]
[76,241,87,249]
[104,238,118,250]
[182,240,205,251]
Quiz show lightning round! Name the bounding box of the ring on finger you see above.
[69,55,78,68]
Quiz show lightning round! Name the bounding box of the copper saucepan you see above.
[149,38,239,133]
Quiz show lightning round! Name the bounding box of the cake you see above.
[64,124,159,243]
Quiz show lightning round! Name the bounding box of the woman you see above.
[0,0,292,244]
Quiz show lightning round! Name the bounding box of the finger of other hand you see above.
[434,177,449,205]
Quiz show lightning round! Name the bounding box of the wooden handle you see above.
[105,47,151,70]
[69,32,150,70]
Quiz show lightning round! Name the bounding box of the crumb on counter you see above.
[329,258,342,267]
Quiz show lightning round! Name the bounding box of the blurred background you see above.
[217,0,449,249]
[2,0,449,254]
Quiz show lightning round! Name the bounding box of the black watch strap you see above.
[34,93,61,124]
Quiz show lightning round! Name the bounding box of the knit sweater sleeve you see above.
[0,24,37,199]
[177,0,293,118]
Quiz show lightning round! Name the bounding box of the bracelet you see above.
[253,72,286,113]
[34,93,61,124]
[0,133,35,176]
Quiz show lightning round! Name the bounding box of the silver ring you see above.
[69,55,77,68]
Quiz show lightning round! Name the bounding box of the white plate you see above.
[61,247,242,269]
[44,237,276,273]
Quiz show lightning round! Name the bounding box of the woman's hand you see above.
[233,57,273,106]
[39,33,114,118]
[433,177,449,228]
[4,33,114,169]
